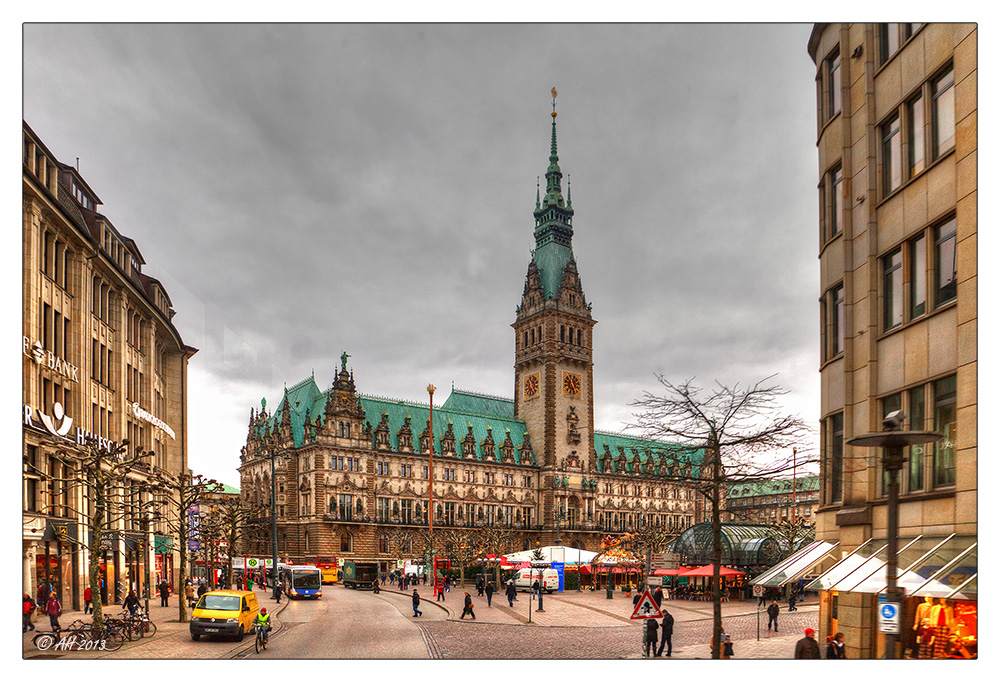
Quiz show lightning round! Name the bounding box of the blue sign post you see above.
[551,562,564,591]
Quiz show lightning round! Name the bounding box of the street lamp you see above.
[846,411,941,660]
[263,435,291,602]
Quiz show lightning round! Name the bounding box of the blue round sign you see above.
[880,603,897,619]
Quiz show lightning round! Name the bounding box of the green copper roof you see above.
[441,389,515,419]
[531,102,576,300]
[727,476,820,499]
[593,431,705,476]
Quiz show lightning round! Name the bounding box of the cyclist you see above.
[253,607,271,645]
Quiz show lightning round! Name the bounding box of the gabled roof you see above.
[593,430,704,475]
[727,476,821,499]
[441,389,515,419]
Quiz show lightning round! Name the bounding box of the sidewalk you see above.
[23,587,290,660]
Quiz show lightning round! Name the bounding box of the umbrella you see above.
[677,564,745,577]
[652,568,685,576]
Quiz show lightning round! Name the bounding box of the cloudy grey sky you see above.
[23,23,821,487]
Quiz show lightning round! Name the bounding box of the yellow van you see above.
[190,590,259,641]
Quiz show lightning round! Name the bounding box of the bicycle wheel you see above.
[100,626,124,651]
[32,632,56,651]
[143,621,157,638]
[255,630,263,654]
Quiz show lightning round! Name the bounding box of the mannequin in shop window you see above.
[913,596,934,631]
[916,618,936,658]
[930,598,955,658]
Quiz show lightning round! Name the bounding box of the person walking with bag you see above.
[45,592,62,633]
[460,592,476,620]
[826,632,847,658]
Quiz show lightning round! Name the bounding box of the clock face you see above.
[562,372,582,397]
[340,396,350,405]
[523,373,540,399]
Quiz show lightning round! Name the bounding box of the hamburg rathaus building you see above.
[238,97,702,569]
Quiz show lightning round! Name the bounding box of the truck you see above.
[342,561,380,589]
[513,567,559,593]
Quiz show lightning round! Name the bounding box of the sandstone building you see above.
[238,103,704,568]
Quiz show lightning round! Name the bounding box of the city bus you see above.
[278,564,323,599]
[314,556,338,584]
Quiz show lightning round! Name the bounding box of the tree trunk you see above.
[177,521,188,623]
[88,487,106,630]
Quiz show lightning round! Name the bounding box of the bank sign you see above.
[23,336,79,382]
[23,402,121,454]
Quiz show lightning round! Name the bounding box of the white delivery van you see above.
[513,568,559,593]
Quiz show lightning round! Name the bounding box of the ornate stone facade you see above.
[238,101,702,567]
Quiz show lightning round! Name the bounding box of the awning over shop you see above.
[752,540,840,588]
[678,564,745,577]
[652,568,685,576]
[805,534,977,601]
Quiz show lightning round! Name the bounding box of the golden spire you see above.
[551,87,558,118]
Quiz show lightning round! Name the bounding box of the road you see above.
[252,587,445,659]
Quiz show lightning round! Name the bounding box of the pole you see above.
[527,566,532,623]
[270,449,279,602]
[791,447,797,524]
[427,384,435,565]
[884,444,903,659]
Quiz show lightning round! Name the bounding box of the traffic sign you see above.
[753,585,765,597]
[630,589,664,620]
[878,601,901,634]
[247,558,259,569]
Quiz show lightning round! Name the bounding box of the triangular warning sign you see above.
[630,589,663,620]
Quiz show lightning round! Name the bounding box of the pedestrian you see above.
[23,593,36,633]
[461,592,476,620]
[794,628,821,659]
[412,589,422,617]
[476,577,484,596]
[722,631,734,659]
[826,632,847,658]
[653,585,663,608]
[197,581,208,598]
[767,599,780,632]
[485,581,494,607]
[655,607,673,657]
[158,579,170,607]
[185,582,196,608]
[436,583,445,602]
[36,582,49,616]
[533,579,541,598]
[83,585,92,615]
[45,592,62,632]
[644,617,659,658]
[444,575,451,593]
[247,575,254,591]
[124,590,140,617]
[275,581,283,604]
[505,580,517,607]
[788,588,798,611]
[372,580,380,594]
[422,572,427,585]
[632,590,640,608]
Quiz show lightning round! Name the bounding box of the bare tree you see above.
[630,375,813,659]
[440,528,483,587]
[479,525,519,586]
[771,517,816,556]
[150,470,224,622]
[25,436,156,632]
[212,498,264,589]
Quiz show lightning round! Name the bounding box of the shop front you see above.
[154,535,174,588]
[806,534,977,659]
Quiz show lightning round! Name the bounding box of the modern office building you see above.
[238,104,706,569]
[22,121,197,609]
[807,23,977,658]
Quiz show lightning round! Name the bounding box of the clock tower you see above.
[513,90,596,485]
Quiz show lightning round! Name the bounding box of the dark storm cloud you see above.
[23,23,820,484]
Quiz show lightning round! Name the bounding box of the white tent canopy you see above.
[503,545,598,565]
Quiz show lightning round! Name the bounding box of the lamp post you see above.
[264,436,291,603]
[427,384,436,591]
[846,412,941,660]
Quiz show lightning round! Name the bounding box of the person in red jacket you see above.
[84,586,93,614]
[23,593,36,633]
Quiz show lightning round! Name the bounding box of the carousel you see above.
[587,534,645,593]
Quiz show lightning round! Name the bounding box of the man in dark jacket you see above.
[788,587,798,611]
[158,579,171,607]
[767,600,780,632]
[506,581,517,607]
[656,607,674,657]
[653,586,664,608]
[197,581,208,597]
[411,589,422,617]
[485,581,494,607]
[794,628,821,658]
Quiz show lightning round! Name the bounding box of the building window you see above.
[907,385,926,493]
[827,47,841,118]
[821,163,844,243]
[400,499,413,524]
[338,494,353,521]
[932,67,955,159]
[823,284,845,361]
[908,94,925,177]
[881,114,902,195]
[910,235,927,318]
[932,376,957,488]
[934,218,957,307]
[882,249,903,330]
[827,413,844,504]
[340,533,352,553]
[878,23,901,65]
[379,535,389,554]
[879,393,902,496]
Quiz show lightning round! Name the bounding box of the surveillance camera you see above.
[883,410,905,430]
